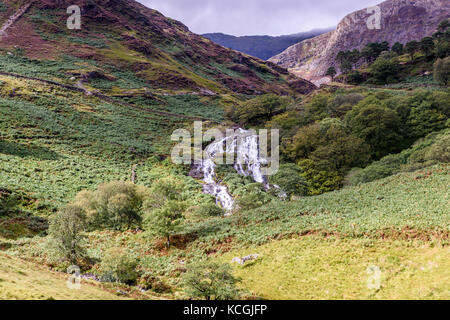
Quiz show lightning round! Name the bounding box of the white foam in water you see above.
[200,129,272,215]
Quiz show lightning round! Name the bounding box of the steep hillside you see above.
[270,0,450,84]
[202,29,331,60]
[0,0,315,95]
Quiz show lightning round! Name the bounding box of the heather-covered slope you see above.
[270,0,450,84]
[0,0,315,95]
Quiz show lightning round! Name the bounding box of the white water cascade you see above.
[200,129,270,214]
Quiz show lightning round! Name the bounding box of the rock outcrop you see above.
[269,0,450,85]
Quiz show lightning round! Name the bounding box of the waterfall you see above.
[200,129,271,214]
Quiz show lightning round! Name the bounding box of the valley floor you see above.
[220,236,450,300]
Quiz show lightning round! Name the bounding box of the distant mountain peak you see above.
[202,29,332,60]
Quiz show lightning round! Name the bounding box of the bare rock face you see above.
[269,0,450,85]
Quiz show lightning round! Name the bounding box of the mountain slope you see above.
[269,0,450,84]
[0,0,315,95]
[202,29,331,60]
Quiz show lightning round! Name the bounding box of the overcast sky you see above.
[138,0,383,36]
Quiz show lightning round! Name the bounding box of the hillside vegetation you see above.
[0,0,314,96]
[0,0,448,301]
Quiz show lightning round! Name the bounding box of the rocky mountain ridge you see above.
[269,0,450,85]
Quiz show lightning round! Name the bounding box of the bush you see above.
[369,56,400,84]
[405,90,449,139]
[47,205,87,264]
[183,262,244,300]
[269,164,308,199]
[0,192,21,216]
[288,119,371,172]
[298,159,343,195]
[195,202,224,217]
[225,94,289,126]
[99,248,139,285]
[347,70,365,84]
[433,57,450,86]
[345,100,401,158]
[344,153,407,186]
[345,129,450,185]
[138,274,172,293]
[424,133,450,163]
[236,183,272,211]
[75,181,146,231]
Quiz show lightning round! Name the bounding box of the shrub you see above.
[406,90,449,139]
[0,192,21,216]
[183,262,244,300]
[195,202,224,217]
[345,129,450,185]
[424,133,450,163]
[236,183,272,211]
[369,56,400,84]
[47,205,87,264]
[433,57,450,86]
[269,164,309,199]
[344,153,407,186]
[347,70,365,84]
[327,93,364,118]
[288,119,371,173]
[99,248,139,285]
[138,274,172,293]
[392,42,404,55]
[298,159,343,195]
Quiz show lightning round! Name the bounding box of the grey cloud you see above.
[138,0,383,36]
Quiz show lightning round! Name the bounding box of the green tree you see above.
[225,94,289,126]
[433,57,450,86]
[435,41,450,59]
[345,102,401,158]
[405,40,419,60]
[391,42,404,55]
[48,205,87,264]
[75,181,146,231]
[370,56,400,84]
[146,200,186,248]
[433,19,449,39]
[420,37,435,58]
[362,42,389,63]
[336,51,354,73]
[183,262,244,300]
[325,66,337,80]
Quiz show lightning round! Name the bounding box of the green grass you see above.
[219,236,450,300]
[0,253,163,300]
